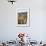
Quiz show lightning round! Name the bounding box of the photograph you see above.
[16,8,30,27]
[18,12,27,24]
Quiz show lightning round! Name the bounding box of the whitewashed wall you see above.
[0,0,46,41]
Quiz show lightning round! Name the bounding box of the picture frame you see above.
[16,8,30,27]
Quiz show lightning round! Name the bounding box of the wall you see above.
[0,0,46,42]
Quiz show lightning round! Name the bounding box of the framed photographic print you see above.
[16,8,30,27]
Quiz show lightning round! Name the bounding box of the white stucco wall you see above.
[0,0,46,42]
